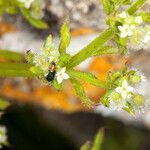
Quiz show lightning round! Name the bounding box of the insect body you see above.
[46,62,56,82]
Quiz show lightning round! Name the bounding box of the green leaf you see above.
[139,12,150,22]
[80,142,90,150]
[91,129,104,150]
[68,70,107,88]
[66,28,113,69]
[92,46,118,57]
[30,66,43,75]
[101,0,111,15]
[0,50,23,61]
[70,78,93,108]
[20,7,48,29]
[57,53,71,67]
[127,0,147,15]
[119,38,127,46]
[6,6,18,14]
[52,78,62,90]
[0,62,32,70]
[122,0,132,5]
[59,21,71,54]
[43,35,55,55]
[0,98,10,110]
[0,69,36,77]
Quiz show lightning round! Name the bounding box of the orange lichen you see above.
[71,27,97,36]
[0,22,16,36]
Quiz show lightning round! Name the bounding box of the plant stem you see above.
[0,62,35,77]
[66,28,113,70]
[127,0,147,15]
[0,69,36,77]
[0,50,23,61]
[68,69,107,88]
[0,62,32,70]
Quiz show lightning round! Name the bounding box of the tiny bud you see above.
[129,75,141,83]
[112,92,122,102]
[133,94,144,106]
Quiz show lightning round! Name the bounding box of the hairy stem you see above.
[0,62,32,70]
[0,50,23,61]
[127,0,147,15]
[0,69,35,77]
[66,28,113,69]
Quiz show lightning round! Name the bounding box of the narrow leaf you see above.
[101,0,111,15]
[57,53,71,67]
[20,7,48,29]
[139,12,150,22]
[68,70,107,88]
[0,69,36,77]
[0,50,23,61]
[127,0,147,15]
[59,21,71,54]
[43,35,55,54]
[66,28,113,69]
[70,78,93,107]
[91,129,104,150]
[92,46,118,57]
[0,62,32,70]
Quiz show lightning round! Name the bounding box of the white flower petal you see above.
[118,26,125,32]
[126,86,133,92]
[130,25,135,30]
[62,73,70,79]
[119,11,127,18]
[120,32,127,38]
[122,80,128,88]
[122,91,127,99]
[141,75,147,82]
[135,16,143,24]
[57,76,63,84]
[60,67,66,74]
[115,87,123,93]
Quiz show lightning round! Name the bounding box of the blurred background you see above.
[0,0,150,149]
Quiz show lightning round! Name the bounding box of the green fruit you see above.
[133,94,144,106]
[112,92,122,102]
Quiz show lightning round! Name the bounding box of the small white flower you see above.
[142,31,150,44]
[56,67,70,84]
[0,126,7,148]
[18,0,34,9]
[115,80,133,99]
[119,11,127,18]
[118,24,135,38]
[109,99,126,111]
[135,16,143,24]
[141,75,147,82]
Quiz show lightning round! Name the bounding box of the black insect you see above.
[46,62,56,82]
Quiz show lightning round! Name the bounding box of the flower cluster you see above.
[101,68,146,114]
[0,126,7,148]
[117,11,143,38]
[117,11,150,50]
[18,0,45,19]
[26,35,70,85]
